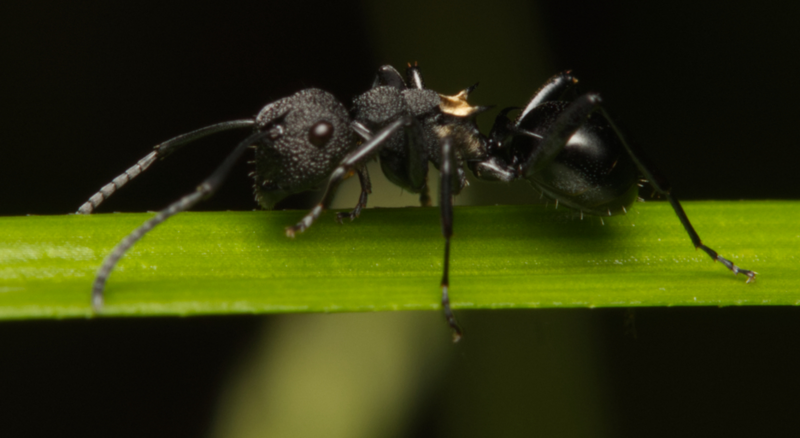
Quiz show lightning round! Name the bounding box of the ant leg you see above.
[520,94,755,280]
[336,166,372,223]
[91,130,269,311]
[595,107,757,282]
[77,120,255,214]
[419,178,432,207]
[438,136,464,342]
[335,120,375,221]
[286,117,413,237]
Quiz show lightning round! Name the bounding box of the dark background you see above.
[3,1,799,216]
[2,1,799,437]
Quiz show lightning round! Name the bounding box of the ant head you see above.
[253,89,356,209]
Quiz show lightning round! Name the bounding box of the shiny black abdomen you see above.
[517,107,638,216]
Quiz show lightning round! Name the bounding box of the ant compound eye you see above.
[308,121,334,148]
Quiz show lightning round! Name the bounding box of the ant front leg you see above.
[595,106,757,282]
[334,121,374,223]
[438,136,464,342]
[335,166,372,223]
[286,117,414,237]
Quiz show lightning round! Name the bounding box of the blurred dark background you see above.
[1,1,799,437]
[3,1,799,216]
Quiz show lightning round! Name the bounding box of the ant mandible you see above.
[78,62,756,342]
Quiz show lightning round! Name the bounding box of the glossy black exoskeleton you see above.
[78,64,756,342]
[479,72,640,215]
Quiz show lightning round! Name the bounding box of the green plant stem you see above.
[0,201,795,320]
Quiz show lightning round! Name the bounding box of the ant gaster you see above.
[78,63,756,342]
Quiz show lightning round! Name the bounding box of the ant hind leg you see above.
[594,106,757,282]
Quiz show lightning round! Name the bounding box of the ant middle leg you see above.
[286,117,417,237]
[418,177,432,207]
[336,166,372,223]
[438,136,465,342]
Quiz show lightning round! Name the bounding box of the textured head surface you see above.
[253,89,356,209]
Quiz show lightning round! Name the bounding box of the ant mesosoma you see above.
[78,63,756,342]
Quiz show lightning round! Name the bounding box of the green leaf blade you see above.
[1,201,796,319]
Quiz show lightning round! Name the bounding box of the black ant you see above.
[78,63,756,342]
